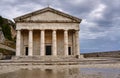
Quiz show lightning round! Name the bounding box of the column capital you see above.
[52,29,57,31]
[40,29,45,31]
[28,29,33,31]
[64,29,68,31]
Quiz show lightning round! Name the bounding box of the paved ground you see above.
[0,57,120,66]
[0,57,120,76]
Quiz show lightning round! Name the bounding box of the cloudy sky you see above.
[0,0,120,53]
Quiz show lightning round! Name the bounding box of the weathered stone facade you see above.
[14,7,82,57]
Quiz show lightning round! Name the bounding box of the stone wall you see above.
[83,51,120,58]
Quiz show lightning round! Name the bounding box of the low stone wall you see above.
[83,51,120,58]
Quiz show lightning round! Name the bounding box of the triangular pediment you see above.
[14,7,82,23]
[23,11,74,21]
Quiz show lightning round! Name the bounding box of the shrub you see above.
[1,24,12,40]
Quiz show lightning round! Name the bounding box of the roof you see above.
[14,7,82,23]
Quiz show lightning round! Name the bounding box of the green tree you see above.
[1,24,12,40]
[0,16,13,40]
[0,16,3,25]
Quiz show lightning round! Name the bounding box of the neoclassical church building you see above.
[14,7,82,57]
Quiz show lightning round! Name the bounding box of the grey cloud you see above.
[0,0,120,52]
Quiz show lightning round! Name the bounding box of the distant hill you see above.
[82,51,120,58]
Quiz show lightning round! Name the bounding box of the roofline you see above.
[15,20,81,23]
[14,7,82,23]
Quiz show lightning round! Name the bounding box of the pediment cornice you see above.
[14,7,82,23]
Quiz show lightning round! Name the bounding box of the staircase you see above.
[0,55,83,65]
[12,55,80,61]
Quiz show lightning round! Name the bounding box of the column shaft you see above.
[16,30,21,56]
[64,30,68,56]
[52,30,57,56]
[40,30,45,56]
[28,30,33,56]
[75,30,80,55]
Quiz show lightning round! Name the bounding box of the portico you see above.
[14,7,82,57]
[16,29,80,56]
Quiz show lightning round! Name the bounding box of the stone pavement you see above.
[0,57,120,66]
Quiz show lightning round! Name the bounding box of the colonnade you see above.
[16,30,80,56]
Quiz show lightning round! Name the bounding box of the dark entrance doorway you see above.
[46,45,52,55]
[68,47,71,55]
[25,47,28,55]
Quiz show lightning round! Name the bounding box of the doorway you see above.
[46,45,52,55]
[68,47,71,55]
[25,47,28,55]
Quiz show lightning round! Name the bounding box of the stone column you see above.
[64,30,68,56]
[28,30,33,56]
[52,30,57,56]
[16,30,21,56]
[75,30,80,55]
[40,30,45,56]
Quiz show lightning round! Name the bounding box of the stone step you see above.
[0,58,118,66]
[12,55,81,61]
